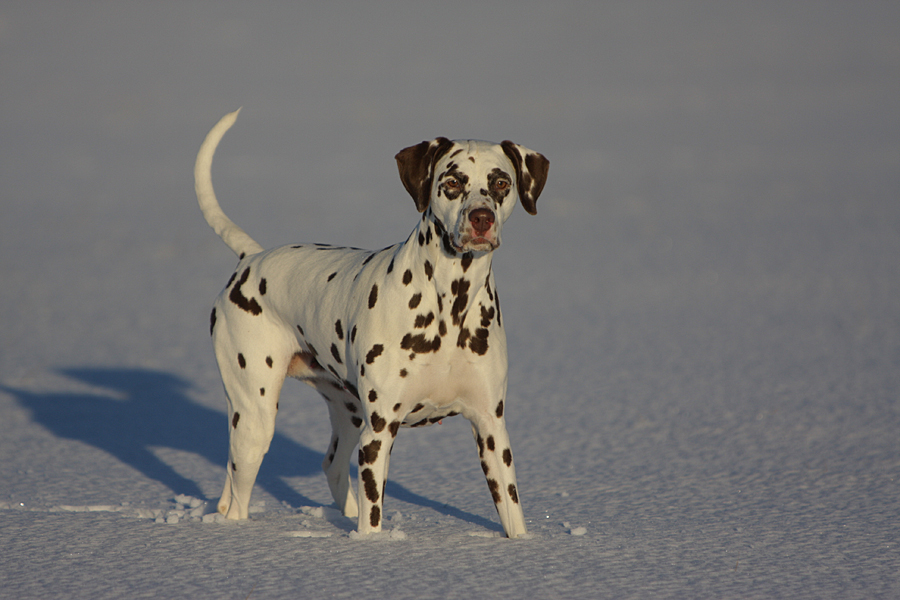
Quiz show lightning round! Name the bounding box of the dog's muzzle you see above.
[469,208,495,236]
[455,207,499,252]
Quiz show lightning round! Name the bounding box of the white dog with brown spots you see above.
[194,110,548,538]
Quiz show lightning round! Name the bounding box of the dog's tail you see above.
[194,109,264,258]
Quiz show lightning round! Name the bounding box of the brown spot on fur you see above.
[371,412,386,433]
[401,332,441,354]
[232,413,240,429]
[469,328,489,355]
[457,328,470,349]
[362,468,379,502]
[414,312,434,329]
[359,440,382,465]
[366,344,384,364]
[487,478,501,504]
[450,278,470,325]
[480,305,495,327]
[229,267,263,315]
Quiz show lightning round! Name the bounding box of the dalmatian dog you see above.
[194,110,548,538]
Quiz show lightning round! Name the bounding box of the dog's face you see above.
[396,138,548,254]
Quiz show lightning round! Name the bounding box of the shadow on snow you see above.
[2,367,500,532]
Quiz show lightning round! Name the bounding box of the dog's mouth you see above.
[454,234,499,253]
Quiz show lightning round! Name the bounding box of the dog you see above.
[194,109,548,538]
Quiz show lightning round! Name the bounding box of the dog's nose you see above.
[469,208,495,235]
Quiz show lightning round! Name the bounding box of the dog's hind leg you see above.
[213,331,291,519]
[319,388,362,518]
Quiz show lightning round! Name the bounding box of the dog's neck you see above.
[401,211,495,313]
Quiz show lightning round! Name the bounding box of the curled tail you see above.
[194,109,264,258]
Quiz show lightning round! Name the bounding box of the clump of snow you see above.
[299,506,324,519]
[174,494,204,508]
[288,531,333,538]
[562,522,587,536]
[348,528,407,541]
[201,513,226,524]
[467,531,502,538]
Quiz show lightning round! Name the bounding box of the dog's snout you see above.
[469,208,495,235]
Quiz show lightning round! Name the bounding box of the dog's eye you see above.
[444,178,460,189]
[493,179,510,191]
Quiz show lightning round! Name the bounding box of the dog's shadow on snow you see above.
[3,367,500,531]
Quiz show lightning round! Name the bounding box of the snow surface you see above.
[1,2,899,598]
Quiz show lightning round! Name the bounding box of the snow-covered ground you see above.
[2,2,898,598]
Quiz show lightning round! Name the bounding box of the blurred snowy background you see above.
[1,2,898,598]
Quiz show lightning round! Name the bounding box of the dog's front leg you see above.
[355,422,395,534]
[471,417,528,538]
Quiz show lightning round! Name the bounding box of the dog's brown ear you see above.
[501,141,549,215]
[395,137,454,212]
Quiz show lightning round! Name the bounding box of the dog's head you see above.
[396,138,548,253]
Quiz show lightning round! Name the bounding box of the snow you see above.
[1,1,899,598]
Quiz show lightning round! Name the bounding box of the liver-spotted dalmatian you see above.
[194,109,548,537]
